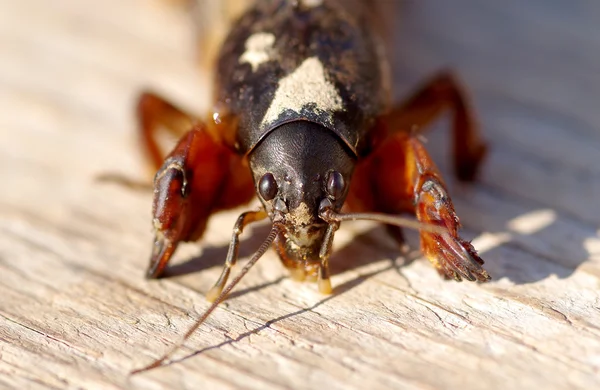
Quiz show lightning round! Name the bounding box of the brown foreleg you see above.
[147,122,255,278]
[348,133,490,282]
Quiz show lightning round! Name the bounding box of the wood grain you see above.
[1,0,599,389]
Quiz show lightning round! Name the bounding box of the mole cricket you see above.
[133,0,490,373]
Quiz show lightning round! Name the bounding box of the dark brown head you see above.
[248,121,355,253]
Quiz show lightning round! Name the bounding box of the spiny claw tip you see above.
[146,235,175,279]
[478,270,492,283]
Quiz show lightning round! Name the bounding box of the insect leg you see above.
[148,124,255,278]
[347,133,490,282]
[206,209,268,302]
[136,91,197,171]
[378,71,487,181]
[316,222,340,294]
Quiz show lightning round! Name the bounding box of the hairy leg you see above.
[348,132,490,282]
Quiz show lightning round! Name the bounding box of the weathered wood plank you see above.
[1,0,599,389]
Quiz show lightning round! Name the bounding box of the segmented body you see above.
[215,0,391,156]
[133,4,490,371]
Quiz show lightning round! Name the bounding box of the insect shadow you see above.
[155,228,406,370]
[163,221,420,298]
[145,204,597,370]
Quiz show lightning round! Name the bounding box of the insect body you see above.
[134,0,490,372]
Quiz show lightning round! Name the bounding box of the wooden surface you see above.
[1,1,600,389]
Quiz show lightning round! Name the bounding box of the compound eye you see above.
[258,173,278,201]
[326,171,345,200]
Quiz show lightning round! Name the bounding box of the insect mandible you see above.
[133,0,490,373]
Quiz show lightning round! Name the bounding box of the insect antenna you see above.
[131,224,281,375]
[320,209,448,234]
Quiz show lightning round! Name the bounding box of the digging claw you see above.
[146,234,176,279]
[417,177,490,283]
[425,231,490,283]
[146,157,192,279]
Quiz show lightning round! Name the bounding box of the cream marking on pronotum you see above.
[301,0,323,8]
[261,56,344,128]
[239,32,276,72]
